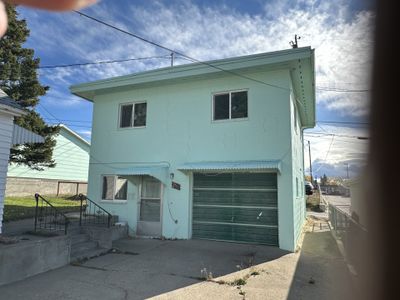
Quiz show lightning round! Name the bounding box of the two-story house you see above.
[70,47,315,251]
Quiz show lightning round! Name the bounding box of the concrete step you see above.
[70,233,89,245]
[71,241,98,257]
[70,247,109,263]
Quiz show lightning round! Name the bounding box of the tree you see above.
[320,174,328,186]
[0,4,59,170]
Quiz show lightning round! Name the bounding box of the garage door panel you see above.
[194,173,277,189]
[193,206,278,225]
[193,190,277,206]
[192,172,278,246]
[192,223,278,245]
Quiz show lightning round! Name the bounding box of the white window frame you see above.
[118,101,147,129]
[101,175,128,203]
[212,89,249,122]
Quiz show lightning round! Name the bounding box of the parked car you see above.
[305,181,314,195]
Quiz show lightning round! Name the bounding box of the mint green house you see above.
[6,125,90,196]
[70,47,315,251]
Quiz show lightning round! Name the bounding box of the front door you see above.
[137,176,162,237]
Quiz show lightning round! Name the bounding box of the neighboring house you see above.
[320,184,350,196]
[0,89,44,234]
[6,124,90,197]
[345,177,367,228]
[70,47,315,251]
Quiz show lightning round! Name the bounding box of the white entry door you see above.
[137,176,162,237]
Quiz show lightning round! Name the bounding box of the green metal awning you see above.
[178,160,281,173]
[116,163,169,184]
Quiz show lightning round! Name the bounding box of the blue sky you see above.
[16,0,373,179]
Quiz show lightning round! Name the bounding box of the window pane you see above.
[102,176,114,200]
[213,94,230,120]
[120,104,133,128]
[231,91,248,119]
[141,177,161,198]
[140,199,160,221]
[115,177,128,200]
[134,102,147,127]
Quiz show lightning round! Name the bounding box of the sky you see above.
[15,0,374,179]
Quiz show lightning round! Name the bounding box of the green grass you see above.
[3,196,81,222]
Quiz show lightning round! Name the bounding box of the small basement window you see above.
[213,90,248,121]
[119,102,147,128]
[102,175,128,200]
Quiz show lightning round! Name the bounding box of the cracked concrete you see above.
[0,220,354,300]
[0,238,287,300]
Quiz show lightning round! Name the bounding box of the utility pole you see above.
[345,163,349,179]
[308,140,313,185]
[289,34,301,48]
[170,52,175,67]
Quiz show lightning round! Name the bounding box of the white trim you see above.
[59,124,90,147]
[101,174,128,201]
[100,200,128,204]
[118,101,147,130]
[211,89,249,122]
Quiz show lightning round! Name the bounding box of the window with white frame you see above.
[102,175,128,200]
[213,90,248,121]
[119,102,147,128]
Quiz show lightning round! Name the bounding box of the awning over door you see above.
[12,124,45,145]
[178,160,281,173]
[116,163,169,184]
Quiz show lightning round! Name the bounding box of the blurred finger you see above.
[0,1,7,37]
[5,0,97,11]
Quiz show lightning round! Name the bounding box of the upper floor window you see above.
[119,102,147,128]
[213,90,248,121]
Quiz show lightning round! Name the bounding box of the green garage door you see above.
[192,172,278,246]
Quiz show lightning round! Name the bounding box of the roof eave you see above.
[70,47,313,101]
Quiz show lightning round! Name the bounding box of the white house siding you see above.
[0,111,14,234]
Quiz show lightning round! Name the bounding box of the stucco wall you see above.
[290,89,306,248]
[87,69,298,251]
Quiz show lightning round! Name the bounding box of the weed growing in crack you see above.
[200,268,213,280]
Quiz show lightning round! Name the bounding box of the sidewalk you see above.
[152,217,355,300]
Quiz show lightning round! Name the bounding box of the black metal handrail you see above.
[79,194,113,228]
[34,193,70,235]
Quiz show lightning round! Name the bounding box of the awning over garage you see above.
[116,163,169,184]
[178,160,281,173]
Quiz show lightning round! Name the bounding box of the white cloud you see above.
[20,1,374,118]
[17,1,373,177]
[304,125,369,178]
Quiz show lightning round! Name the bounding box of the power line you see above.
[37,104,62,124]
[314,135,335,173]
[316,87,370,93]
[304,131,369,139]
[39,55,170,69]
[317,120,369,126]
[73,10,290,92]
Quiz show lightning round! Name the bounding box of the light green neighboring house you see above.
[6,125,90,196]
[70,47,315,252]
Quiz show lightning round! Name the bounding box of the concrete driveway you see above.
[0,238,288,300]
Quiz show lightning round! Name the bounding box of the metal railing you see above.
[34,193,70,235]
[78,194,113,228]
[328,203,368,273]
